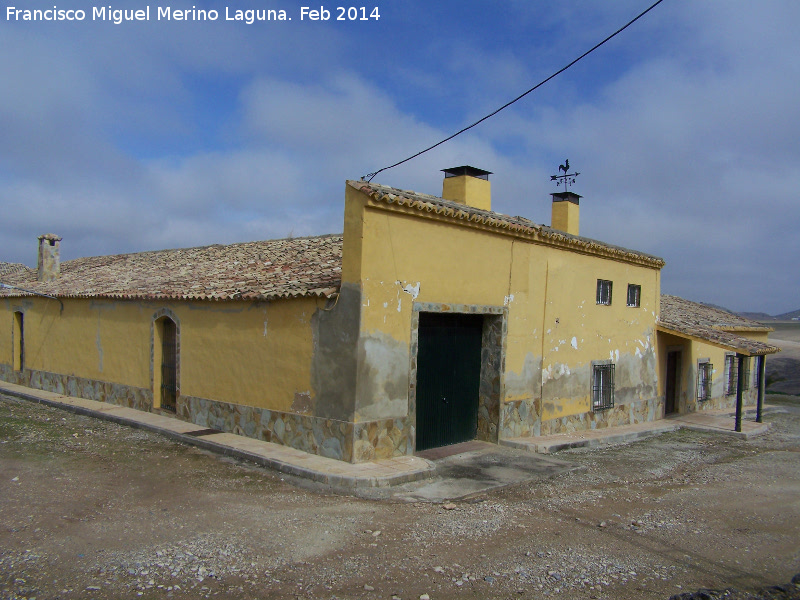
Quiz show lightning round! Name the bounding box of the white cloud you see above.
[1,0,797,314]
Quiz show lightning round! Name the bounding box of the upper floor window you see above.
[596,279,613,305]
[627,284,641,307]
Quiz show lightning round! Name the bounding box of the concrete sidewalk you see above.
[1,381,777,488]
[503,406,775,454]
[0,381,435,489]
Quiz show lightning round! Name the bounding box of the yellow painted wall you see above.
[1,295,319,413]
[177,298,318,412]
[344,184,662,425]
[536,249,660,420]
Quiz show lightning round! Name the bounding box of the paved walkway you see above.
[503,406,774,453]
[0,381,434,489]
[0,381,776,488]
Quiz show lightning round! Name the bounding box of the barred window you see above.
[697,361,712,402]
[596,279,613,305]
[627,284,641,307]
[592,363,615,411]
[724,354,737,396]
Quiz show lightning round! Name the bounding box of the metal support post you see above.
[757,355,766,423]
[735,354,745,432]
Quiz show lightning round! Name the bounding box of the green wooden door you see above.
[416,313,483,451]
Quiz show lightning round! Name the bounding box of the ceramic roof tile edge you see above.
[658,295,779,356]
[349,180,666,269]
[0,234,343,302]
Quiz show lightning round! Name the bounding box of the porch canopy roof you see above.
[658,295,780,357]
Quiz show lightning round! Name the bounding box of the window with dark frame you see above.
[724,353,737,396]
[592,363,615,411]
[697,361,712,402]
[626,284,641,307]
[596,279,613,305]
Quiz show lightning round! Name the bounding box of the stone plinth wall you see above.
[695,391,757,413]
[538,396,663,437]
[500,397,541,438]
[179,395,412,463]
[0,365,152,411]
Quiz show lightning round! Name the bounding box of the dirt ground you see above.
[2,393,800,600]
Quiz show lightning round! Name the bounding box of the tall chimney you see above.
[551,192,581,236]
[442,166,492,211]
[37,234,62,282]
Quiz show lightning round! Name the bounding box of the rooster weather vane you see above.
[550,159,580,192]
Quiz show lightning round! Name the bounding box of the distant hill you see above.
[739,311,776,321]
[774,309,800,321]
[668,297,798,322]
[737,309,800,322]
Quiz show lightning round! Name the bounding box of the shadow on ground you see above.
[358,440,578,502]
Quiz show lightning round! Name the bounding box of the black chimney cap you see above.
[442,165,492,180]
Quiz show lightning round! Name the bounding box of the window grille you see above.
[592,363,615,411]
[724,354,737,396]
[627,284,641,307]
[596,279,613,305]
[697,361,712,402]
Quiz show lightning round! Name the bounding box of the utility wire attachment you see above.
[362,0,666,182]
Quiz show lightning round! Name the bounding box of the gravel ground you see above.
[2,392,800,600]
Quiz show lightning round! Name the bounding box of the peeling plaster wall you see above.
[344,184,664,451]
[355,330,409,420]
[534,248,661,426]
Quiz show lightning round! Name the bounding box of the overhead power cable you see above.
[362,0,666,182]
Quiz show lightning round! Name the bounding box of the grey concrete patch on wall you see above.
[355,330,409,421]
[311,282,360,422]
[615,346,658,406]
[542,363,591,414]
[503,352,543,406]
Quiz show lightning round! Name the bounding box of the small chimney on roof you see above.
[442,165,492,211]
[551,191,581,236]
[37,233,62,282]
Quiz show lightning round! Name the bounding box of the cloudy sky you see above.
[1,0,797,314]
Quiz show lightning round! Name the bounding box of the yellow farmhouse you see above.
[0,167,779,462]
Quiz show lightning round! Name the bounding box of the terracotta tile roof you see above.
[349,180,666,269]
[0,234,342,302]
[0,262,34,279]
[658,295,779,356]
